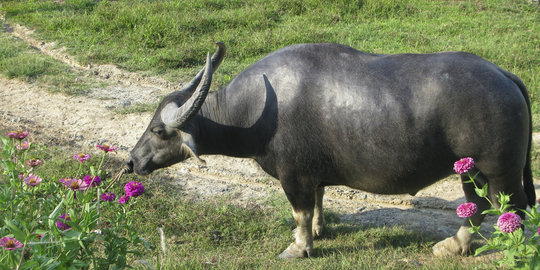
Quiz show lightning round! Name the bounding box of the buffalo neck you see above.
[194,85,277,158]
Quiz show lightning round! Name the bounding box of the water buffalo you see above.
[125,42,534,258]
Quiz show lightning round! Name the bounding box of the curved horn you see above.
[178,41,226,95]
[162,52,213,128]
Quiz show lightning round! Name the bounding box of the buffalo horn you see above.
[163,52,213,128]
[177,42,225,96]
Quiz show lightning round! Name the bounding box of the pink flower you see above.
[456,202,478,218]
[124,181,144,197]
[7,131,29,140]
[118,195,130,204]
[0,236,23,250]
[96,144,117,153]
[538,227,540,236]
[497,212,522,233]
[25,158,43,168]
[73,153,91,163]
[453,157,475,174]
[17,141,29,150]
[101,192,117,202]
[60,178,89,191]
[83,175,101,187]
[56,214,71,231]
[23,174,42,187]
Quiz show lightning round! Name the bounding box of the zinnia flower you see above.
[456,202,478,218]
[83,175,101,187]
[25,158,43,168]
[124,181,144,197]
[497,212,522,233]
[23,174,42,187]
[73,153,91,163]
[101,192,117,202]
[118,195,130,204]
[56,214,71,231]
[96,144,117,153]
[60,178,89,191]
[7,131,29,140]
[17,141,29,150]
[453,157,475,174]
[0,236,23,250]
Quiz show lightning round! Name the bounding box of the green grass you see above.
[0,30,95,95]
[115,102,159,115]
[0,0,538,121]
[0,134,493,269]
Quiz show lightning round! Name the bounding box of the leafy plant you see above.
[0,131,148,269]
[453,157,540,269]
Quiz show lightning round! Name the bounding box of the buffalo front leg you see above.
[313,186,325,238]
[279,178,316,259]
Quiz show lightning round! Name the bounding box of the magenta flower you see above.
[101,192,117,202]
[17,141,29,150]
[0,236,23,250]
[124,181,144,197]
[538,227,540,236]
[453,157,475,174]
[7,131,29,140]
[456,202,478,218]
[60,178,89,191]
[56,214,71,231]
[497,212,522,233]
[73,153,91,163]
[83,175,101,187]
[25,158,43,168]
[118,195,130,204]
[23,174,42,187]
[96,144,118,153]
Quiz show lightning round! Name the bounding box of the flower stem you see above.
[468,173,495,208]
[97,152,106,176]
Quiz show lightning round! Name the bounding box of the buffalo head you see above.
[126,42,225,175]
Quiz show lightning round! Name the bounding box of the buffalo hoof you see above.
[432,236,468,256]
[313,219,325,238]
[313,224,324,238]
[278,243,312,259]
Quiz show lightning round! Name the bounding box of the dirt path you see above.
[1,20,538,245]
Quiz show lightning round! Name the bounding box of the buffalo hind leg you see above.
[433,170,528,256]
[433,172,490,256]
[313,186,325,238]
[279,176,316,259]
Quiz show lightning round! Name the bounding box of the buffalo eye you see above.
[151,126,166,138]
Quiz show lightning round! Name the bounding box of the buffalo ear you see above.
[180,132,206,164]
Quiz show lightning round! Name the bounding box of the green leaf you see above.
[475,184,488,198]
[497,192,511,205]
[482,209,500,215]
[4,219,26,241]
[474,245,494,256]
[48,199,64,229]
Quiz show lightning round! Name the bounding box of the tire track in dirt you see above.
[1,17,539,246]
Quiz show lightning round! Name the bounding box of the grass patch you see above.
[0,0,537,124]
[115,102,159,115]
[0,30,94,95]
